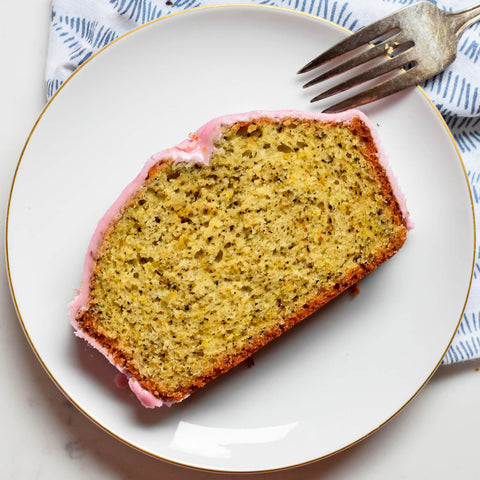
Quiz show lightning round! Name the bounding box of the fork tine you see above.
[321,69,420,113]
[302,37,408,89]
[297,16,400,74]
[310,50,414,102]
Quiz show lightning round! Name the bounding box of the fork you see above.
[298,1,480,113]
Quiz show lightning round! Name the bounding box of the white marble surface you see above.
[2,2,480,478]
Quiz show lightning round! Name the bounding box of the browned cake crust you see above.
[74,113,407,404]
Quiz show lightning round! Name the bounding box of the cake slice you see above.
[70,110,409,407]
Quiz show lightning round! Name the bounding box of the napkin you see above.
[46,0,480,364]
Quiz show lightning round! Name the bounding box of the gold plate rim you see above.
[5,3,476,474]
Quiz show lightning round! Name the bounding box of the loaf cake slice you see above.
[70,110,409,407]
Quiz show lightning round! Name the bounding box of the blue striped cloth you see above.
[46,0,480,364]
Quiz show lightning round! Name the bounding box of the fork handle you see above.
[450,4,480,36]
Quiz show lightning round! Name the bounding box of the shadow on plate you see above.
[72,283,362,426]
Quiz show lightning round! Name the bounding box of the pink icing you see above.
[70,109,411,408]
[114,374,128,389]
[74,325,168,407]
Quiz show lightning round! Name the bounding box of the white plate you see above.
[6,5,474,473]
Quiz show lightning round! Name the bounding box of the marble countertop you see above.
[2,2,480,478]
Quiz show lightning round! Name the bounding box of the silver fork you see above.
[298,1,480,113]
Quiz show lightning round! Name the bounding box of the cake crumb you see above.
[243,357,255,368]
[350,283,360,296]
